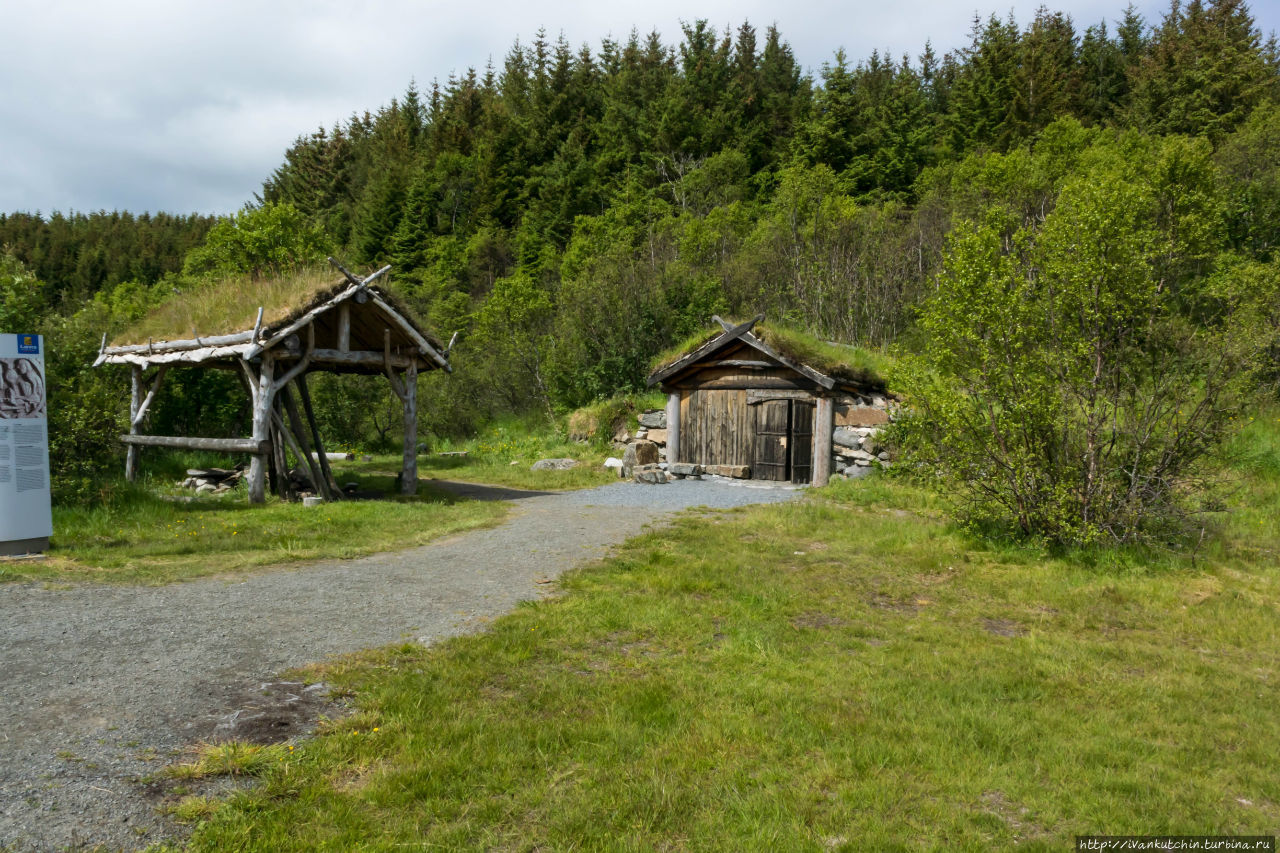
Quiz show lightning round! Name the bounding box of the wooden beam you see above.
[269,414,290,499]
[120,434,270,454]
[813,396,834,487]
[680,377,814,391]
[328,256,363,287]
[647,315,764,387]
[370,295,449,371]
[280,384,332,500]
[337,303,350,353]
[131,365,168,429]
[747,389,816,404]
[383,329,408,400]
[270,323,315,391]
[102,329,256,356]
[665,392,681,466]
[706,359,776,370]
[400,359,418,496]
[283,348,419,369]
[296,374,341,496]
[248,350,276,503]
[125,366,142,482]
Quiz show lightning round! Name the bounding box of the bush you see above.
[896,133,1272,546]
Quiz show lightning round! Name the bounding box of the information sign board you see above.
[0,333,52,555]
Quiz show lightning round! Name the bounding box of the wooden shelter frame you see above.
[95,260,450,504]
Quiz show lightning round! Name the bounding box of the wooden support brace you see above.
[296,374,341,496]
[270,323,315,392]
[280,383,332,501]
[131,366,168,429]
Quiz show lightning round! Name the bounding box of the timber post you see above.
[126,366,142,482]
[813,395,834,487]
[247,351,276,504]
[400,358,418,495]
[665,391,681,465]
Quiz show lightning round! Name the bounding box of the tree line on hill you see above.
[3,0,1279,543]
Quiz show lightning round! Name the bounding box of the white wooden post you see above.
[665,391,680,465]
[247,351,276,504]
[813,395,834,487]
[125,365,142,482]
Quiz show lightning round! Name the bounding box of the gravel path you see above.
[0,478,800,852]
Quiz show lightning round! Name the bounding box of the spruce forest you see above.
[4,0,1280,543]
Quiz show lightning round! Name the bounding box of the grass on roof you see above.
[648,319,894,391]
[112,267,353,346]
[754,322,893,391]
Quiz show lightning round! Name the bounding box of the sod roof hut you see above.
[95,261,449,503]
[647,316,892,486]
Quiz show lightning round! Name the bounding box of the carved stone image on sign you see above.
[0,358,46,419]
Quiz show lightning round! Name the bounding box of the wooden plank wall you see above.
[678,365,806,469]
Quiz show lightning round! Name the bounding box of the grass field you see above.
[167,418,1280,849]
[1,422,618,585]
[1,470,508,586]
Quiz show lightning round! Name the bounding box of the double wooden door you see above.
[752,399,813,483]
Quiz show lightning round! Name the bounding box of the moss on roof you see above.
[753,322,892,391]
[111,266,439,349]
[648,319,893,391]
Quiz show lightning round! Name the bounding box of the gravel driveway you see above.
[0,478,800,852]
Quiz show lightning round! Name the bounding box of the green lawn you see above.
[3,471,507,585]
[2,426,618,585]
[169,418,1280,850]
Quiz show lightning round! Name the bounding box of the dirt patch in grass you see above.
[982,618,1027,638]
[791,611,851,630]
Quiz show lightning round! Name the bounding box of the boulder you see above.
[843,464,875,479]
[706,464,750,479]
[646,428,668,446]
[622,440,659,476]
[668,462,702,477]
[833,427,863,449]
[638,410,666,429]
[532,458,578,471]
[633,464,668,484]
[603,457,624,469]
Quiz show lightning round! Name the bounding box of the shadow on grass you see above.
[427,480,554,502]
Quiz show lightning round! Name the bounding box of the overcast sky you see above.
[2,0,1276,217]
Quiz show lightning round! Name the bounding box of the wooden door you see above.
[753,399,790,481]
[790,400,814,484]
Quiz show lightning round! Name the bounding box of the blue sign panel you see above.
[16,334,39,354]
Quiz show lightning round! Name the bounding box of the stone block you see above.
[668,462,702,477]
[622,440,660,475]
[633,464,668,484]
[706,464,750,479]
[646,428,668,446]
[638,410,666,429]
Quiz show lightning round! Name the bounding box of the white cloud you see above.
[1,0,1274,214]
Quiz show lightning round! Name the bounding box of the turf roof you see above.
[649,319,892,391]
[110,267,440,349]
